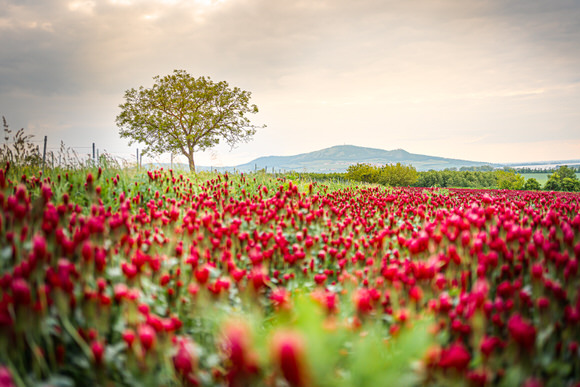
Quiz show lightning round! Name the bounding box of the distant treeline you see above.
[296,164,580,192]
[511,166,580,173]
[447,165,580,173]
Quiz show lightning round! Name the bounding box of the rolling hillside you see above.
[212,145,496,173]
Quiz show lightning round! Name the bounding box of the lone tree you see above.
[116,69,264,172]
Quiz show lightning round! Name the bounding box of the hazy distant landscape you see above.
[177,145,580,173]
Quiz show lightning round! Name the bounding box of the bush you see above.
[523,177,541,191]
[496,169,524,190]
[345,163,380,183]
[378,163,417,187]
[545,166,580,191]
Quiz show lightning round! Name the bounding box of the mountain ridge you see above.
[201,145,499,172]
[149,145,579,173]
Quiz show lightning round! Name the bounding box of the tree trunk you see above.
[187,152,196,173]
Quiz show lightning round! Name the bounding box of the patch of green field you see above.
[520,173,580,185]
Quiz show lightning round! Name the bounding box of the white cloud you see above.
[68,0,96,13]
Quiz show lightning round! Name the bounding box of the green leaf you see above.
[38,375,75,387]
[0,246,12,264]
[105,342,127,364]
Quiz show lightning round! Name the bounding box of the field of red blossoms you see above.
[0,163,579,386]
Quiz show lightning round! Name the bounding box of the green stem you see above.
[6,358,27,387]
[26,332,50,377]
[62,316,93,361]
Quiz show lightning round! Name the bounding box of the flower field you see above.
[0,164,579,386]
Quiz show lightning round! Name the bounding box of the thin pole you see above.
[136,148,139,169]
[92,142,95,162]
[42,135,47,173]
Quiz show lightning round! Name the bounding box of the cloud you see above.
[0,0,579,164]
[3,0,579,94]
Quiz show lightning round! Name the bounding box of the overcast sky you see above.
[1,0,579,167]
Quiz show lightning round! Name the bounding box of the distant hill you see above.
[200,145,498,173]
[147,145,579,173]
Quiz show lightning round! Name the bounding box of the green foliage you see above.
[414,169,498,189]
[378,162,418,187]
[496,169,525,190]
[561,177,580,192]
[260,294,433,387]
[544,166,580,191]
[296,172,347,182]
[2,165,580,386]
[552,165,577,180]
[347,319,432,387]
[346,163,417,187]
[516,165,580,173]
[458,165,495,172]
[116,69,264,172]
[345,163,380,184]
[523,177,541,191]
[545,175,560,191]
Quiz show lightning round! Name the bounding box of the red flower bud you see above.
[531,263,543,280]
[270,288,291,311]
[314,274,327,285]
[113,283,128,302]
[353,288,373,315]
[194,265,210,284]
[91,340,105,366]
[220,320,259,381]
[11,278,31,305]
[480,336,500,358]
[250,267,269,291]
[122,329,136,348]
[409,285,423,303]
[160,273,171,287]
[138,303,150,315]
[138,324,156,351]
[32,235,48,260]
[537,297,550,310]
[271,330,309,387]
[122,263,138,279]
[0,366,15,387]
[507,313,536,350]
[173,338,197,379]
[438,341,471,371]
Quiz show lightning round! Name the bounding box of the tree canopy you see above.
[116,70,264,172]
[345,163,380,184]
[523,178,541,191]
[545,165,580,192]
[378,163,418,187]
[496,169,525,190]
[345,162,418,186]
